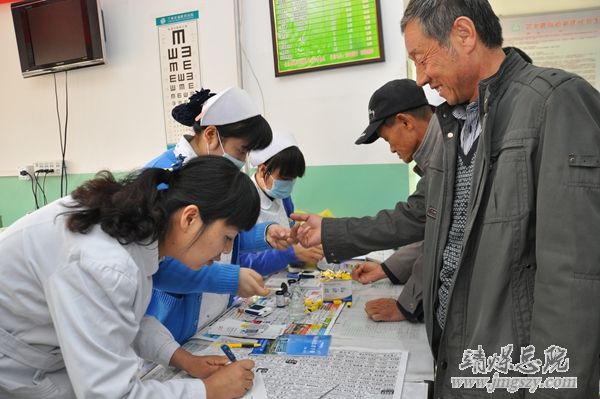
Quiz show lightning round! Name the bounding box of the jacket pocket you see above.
[566,154,600,189]
[483,141,531,223]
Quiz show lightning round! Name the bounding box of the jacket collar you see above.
[436,47,532,117]
[252,173,278,210]
[478,47,532,109]
[413,114,442,175]
[173,135,199,164]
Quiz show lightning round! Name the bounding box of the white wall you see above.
[1,0,597,174]
[0,0,239,175]
[490,0,599,17]
[238,0,409,166]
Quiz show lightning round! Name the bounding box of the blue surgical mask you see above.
[265,178,296,199]
[207,133,246,170]
[222,152,246,170]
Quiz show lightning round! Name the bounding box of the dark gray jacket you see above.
[323,48,600,398]
[381,241,423,320]
[381,118,441,320]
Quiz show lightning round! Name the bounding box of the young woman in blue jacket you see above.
[145,88,291,343]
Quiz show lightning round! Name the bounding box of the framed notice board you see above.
[500,9,600,90]
[269,0,385,77]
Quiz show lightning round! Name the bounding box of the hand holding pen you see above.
[220,344,238,362]
[203,345,255,398]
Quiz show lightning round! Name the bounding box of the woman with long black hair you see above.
[0,156,258,399]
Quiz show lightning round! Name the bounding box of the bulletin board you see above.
[500,9,600,89]
[269,0,385,76]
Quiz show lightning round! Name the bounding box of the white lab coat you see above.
[0,198,205,398]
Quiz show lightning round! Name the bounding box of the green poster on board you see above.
[269,0,385,76]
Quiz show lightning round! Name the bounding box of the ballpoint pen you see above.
[220,344,237,362]
[317,383,340,399]
[226,343,261,348]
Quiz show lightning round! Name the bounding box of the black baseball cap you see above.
[355,79,429,145]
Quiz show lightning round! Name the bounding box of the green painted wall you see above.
[0,174,99,227]
[292,164,410,217]
[0,164,410,227]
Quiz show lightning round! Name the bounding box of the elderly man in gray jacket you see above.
[293,0,600,397]
[350,79,440,323]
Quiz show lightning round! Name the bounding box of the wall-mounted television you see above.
[11,0,105,78]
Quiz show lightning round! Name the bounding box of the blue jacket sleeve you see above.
[145,149,177,169]
[282,197,294,221]
[238,222,272,253]
[238,196,300,275]
[238,246,301,276]
[152,257,240,295]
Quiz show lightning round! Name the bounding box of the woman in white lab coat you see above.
[0,156,257,399]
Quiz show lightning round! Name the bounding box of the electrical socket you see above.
[33,160,64,176]
[18,165,34,180]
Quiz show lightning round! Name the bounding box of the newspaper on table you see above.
[198,299,344,340]
[143,342,409,399]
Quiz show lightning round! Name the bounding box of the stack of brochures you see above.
[251,335,331,356]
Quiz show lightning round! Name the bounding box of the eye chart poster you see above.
[156,11,201,147]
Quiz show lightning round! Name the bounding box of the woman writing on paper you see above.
[0,156,256,399]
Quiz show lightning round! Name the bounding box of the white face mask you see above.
[206,133,246,170]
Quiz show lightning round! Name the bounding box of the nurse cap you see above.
[196,87,261,126]
[249,131,298,166]
[171,88,215,127]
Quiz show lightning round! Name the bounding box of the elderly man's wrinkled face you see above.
[404,20,475,105]
[378,116,422,164]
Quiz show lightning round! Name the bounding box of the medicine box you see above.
[321,278,352,301]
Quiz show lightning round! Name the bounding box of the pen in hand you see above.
[220,344,237,362]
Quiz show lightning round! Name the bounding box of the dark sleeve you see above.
[397,299,423,323]
[381,241,424,284]
[321,175,428,263]
[381,262,402,285]
[526,76,600,397]
[396,249,424,323]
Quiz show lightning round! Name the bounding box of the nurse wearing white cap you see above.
[147,87,272,170]
[144,88,291,349]
[239,132,324,275]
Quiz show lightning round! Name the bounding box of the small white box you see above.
[321,279,352,301]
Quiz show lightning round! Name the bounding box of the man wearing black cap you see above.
[307,79,440,322]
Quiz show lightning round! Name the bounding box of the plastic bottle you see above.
[275,290,286,308]
[288,277,305,322]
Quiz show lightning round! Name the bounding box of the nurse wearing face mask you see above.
[147,87,271,171]
[145,88,292,346]
[239,132,324,276]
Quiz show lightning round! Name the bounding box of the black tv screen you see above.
[12,0,105,78]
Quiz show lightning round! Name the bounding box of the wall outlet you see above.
[33,160,64,176]
[18,165,34,180]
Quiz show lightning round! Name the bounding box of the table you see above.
[142,265,434,398]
